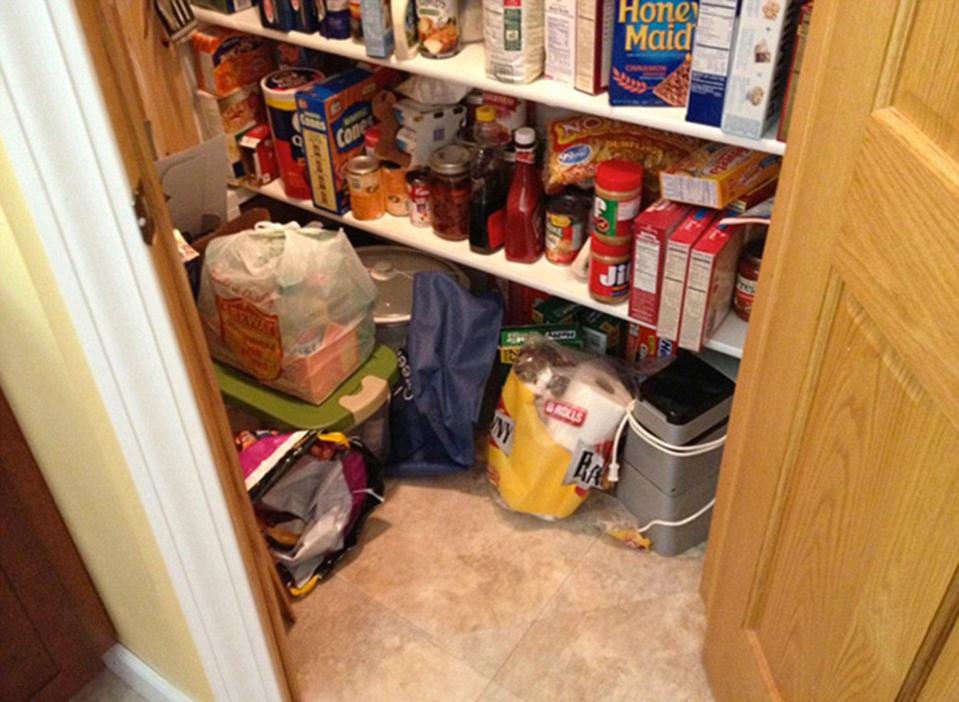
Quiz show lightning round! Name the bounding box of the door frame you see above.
[0,4,285,701]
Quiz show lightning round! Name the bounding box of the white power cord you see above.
[608,399,725,533]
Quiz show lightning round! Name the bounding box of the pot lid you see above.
[357,245,469,323]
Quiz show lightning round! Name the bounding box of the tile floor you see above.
[289,465,715,702]
[70,670,144,702]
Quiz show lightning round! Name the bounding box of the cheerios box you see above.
[610,0,699,106]
[297,69,378,214]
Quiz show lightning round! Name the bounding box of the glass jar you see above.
[734,235,766,320]
[428,145,471,241]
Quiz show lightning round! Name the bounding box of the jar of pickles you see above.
[428,145,471,241]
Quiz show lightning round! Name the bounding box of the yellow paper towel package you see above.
[487,338,631,520]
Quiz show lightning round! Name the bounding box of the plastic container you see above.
[593,160,644,242]
[346,155,386,220]
[505,127,545,263]
[469,106,509,254]
[588,235,631,303]
[428,145,472,240]
[261,68,324,201]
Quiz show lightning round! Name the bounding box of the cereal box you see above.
[721,0,803,139]
[297,69,378,214]
[659,143,780,208]
[193,28,277,98]
[656,207,718,342]
[628,199,693,326]
[610,0,699,106]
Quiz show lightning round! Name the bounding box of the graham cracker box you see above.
[686,0,741,127]
[656,207,718,342]
[659,142,780,208]
[721,0,803,139]
[678,220,744,351]
[297,68,378,214]
[575,0,615,95]
[193,28,277,98]
[546,0,578,85]
[628,199,694,326]
[610,0,698,106]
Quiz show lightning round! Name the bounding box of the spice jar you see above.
[428,145,471,240]
[406,169,431,227]
[381,160,409,217]
[346,155,385,220]
[588,235,632,304]
[545,192,587,265]
[734,235,766,320]
[593,160,644,243]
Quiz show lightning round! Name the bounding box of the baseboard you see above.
[103,645,191,702]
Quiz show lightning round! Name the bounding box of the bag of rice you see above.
[483,0,545,84]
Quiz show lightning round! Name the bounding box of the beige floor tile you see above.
[477,681,526,702]
[288,576,489,702]
[70,670,146,702]
[493,591,714,702]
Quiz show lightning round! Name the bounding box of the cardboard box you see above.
[624,322,675,363]
[628,199,694,326]
[533,297,582,325]
[721,0,803,139]
[610,0,697,106]
[686,0,741,127]
[575,0,614,95]
[193,28,277,98]
[579,310,625,356]
[394,100,467,166]
[656,208,719,342]
[659,143,781,208]
[192,0,254,12]
[777,1,813,141]
[679,221,745,351]
[297,69,378,214]
[546,0,577,85]
[239,124,279,186]
[360,0,395,59]
[499,324,585,365]
[196,86,265,139]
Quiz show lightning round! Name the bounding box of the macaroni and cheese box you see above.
[628,199,693,326]
[193,28,277,98]
[656,207,718,342]
[659,143,780,208]
[610,0,699,106]
[297,69,378,214]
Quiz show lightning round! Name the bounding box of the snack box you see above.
[686,0,742,127]
[579,309,625,356]
[193,28,277,98]
[678,221,744,351]
[239,124,280,187]
[499,324,585,365]
[657,207,720,342]
[192,0,254,12]
[624,322,675,363]
[610,0,698,106]
[722,0,803,139]
[546,0,578,86]
[360,0,395,58]
[533,297,582,325]
[777,1,813,141]
[659,143,781,208]
[297,69,378,214]
[628,199,694,327]
[575,0,615,95]
[196,86,265,139]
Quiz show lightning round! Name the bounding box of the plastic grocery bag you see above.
[198,221,377,404]
[488,337,632,520]
[388,272,504,476]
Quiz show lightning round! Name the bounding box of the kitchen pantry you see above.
[12,1,959,700]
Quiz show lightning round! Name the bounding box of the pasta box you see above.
[297,69,378,214]
[610,0,699,106]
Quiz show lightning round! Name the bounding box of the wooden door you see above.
[0,388,115,701]
[702,1,959,700]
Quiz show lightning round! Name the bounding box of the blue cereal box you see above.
[297,69,378,214]
[610,0,699,106]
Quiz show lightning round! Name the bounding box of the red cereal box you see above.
[628,199,693,327]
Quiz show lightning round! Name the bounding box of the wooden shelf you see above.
[193,6,785,156]
[239,181,748,358]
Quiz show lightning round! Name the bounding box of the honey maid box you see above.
[297,68,378,214]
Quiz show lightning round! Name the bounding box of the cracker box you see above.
[575,0,615,95]
[678,221,744,351]
[686,0,741,127]
[579,309,625,355]
[192,0,254,12]
[193,28,277,98]
[721,0,803,139]
[624,322,675,363]
[533,297,582,325]
[659,143,780,208]
[610,0,699,106]
[297,69,378,214]
[628,199,694,326]
[656,207,718,342]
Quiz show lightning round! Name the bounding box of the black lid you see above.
[639,351,736,425]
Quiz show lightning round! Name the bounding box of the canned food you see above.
[381,161,409,216]
[414,0,461,58]
[406,169,431,227]
[545,193,586,265]
[347,155,385,220]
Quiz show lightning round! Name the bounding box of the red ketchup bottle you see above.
[505,127,545,263]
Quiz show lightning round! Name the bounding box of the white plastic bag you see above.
[395,75,471,105]
[483,0,545,84]
[198,221,377,405]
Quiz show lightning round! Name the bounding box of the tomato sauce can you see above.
[545,193,586,265]
[347,155,386,220]
[406,168,431,227]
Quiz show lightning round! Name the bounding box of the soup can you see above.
[381,161,409,216]
[406,169,431,227]
[347,155,385,220]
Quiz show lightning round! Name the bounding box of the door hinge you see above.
[133,180,156,246]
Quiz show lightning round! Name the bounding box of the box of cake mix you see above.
[610,0,699,106]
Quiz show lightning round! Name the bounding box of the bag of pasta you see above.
[197,221,377,404]
[487,336,632,520]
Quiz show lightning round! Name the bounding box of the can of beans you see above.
[406,168,431,227]
[347,155,385,220]
[545,193,586,265]
[381,161,409,217]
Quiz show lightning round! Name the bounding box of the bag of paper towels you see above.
[487,336,631,520]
